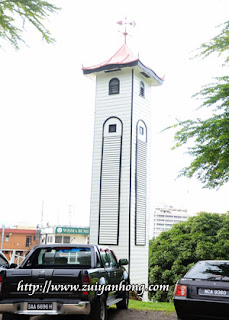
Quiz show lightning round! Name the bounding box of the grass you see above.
[128,299,175,312]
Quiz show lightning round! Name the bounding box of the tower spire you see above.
[117,18,136,45]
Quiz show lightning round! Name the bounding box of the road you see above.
[0,309,177,320]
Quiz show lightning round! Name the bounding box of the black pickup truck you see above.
[0,244,129,320]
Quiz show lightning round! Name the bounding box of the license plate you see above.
[198,288,229,297]
[27,303,53,310]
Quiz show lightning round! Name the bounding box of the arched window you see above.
[109,78,120,95]
[139,81,145,98]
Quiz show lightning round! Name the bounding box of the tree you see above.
[168,21,229,189]
[0,0,60,49]
[148,212,229,302]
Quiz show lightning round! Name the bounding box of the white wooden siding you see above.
[99,134,122,245]
[89,66,154,288]
[135,124,147,245]
[130,70,152,286]
[89,69,132,262]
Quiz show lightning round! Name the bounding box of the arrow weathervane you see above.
[117,18,136,44]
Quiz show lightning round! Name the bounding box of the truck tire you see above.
[87,294,107,320]
[116,290,129,309]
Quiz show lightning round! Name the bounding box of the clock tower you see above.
[82,38,163,290]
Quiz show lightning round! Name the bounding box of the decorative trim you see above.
[83,60,164,85]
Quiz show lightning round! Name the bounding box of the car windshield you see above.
[185,261,229,280]
[23,247,91,268]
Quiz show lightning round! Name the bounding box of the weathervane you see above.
[117,18,136,44]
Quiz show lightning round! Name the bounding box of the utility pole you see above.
[41,200,44,228]
[0,224,5,252]
[68,205,72,226]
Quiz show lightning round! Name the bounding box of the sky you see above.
[0,0,229,228]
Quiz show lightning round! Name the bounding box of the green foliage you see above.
[0,0,60,49]
[197,21,229,65]
[149,212,229,302]
[168,21,229,188]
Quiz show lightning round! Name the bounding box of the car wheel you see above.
[116,290,129,309]
[87,294,107,320]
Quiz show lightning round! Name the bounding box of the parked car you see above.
[0,252,9,269]
[0,244,129,320]
[174,260,229,320]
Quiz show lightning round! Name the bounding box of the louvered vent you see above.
[99,118,122,245]
[135,121,147,246]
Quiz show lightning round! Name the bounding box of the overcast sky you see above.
[0,0,229,228]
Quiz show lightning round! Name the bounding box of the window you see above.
[47,236,53,243]
[5,235,9,242]
[139,126,144,135]
[139,81,145,97]
[108,251,118,267]
[28,247,92,268]
[109,78,120,95]
[63,236,70,244]
[26,236,32,247]
[100,250,110,267]
[109,124,116,133]
[69,252,76,263]
[96,251,102,267]
[0,255,9,268]
[55,236,62,243]
[186,261,229,280]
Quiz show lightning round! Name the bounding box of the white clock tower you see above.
[82,34,163,289]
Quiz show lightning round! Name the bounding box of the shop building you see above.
[40,226,90,244]
[0,227,39,264]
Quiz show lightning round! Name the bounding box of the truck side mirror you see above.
[119,258,128,266]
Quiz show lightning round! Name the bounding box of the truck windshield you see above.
[23,247,91,268]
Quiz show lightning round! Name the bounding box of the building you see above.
[82,27,163,291]
[151,206,194,238]
[40,226,90,244]
[0,227,39,264]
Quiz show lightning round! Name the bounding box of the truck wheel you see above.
[87,294,107,320]
[116,290,129,309]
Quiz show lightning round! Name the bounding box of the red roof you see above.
[82,43,164,86]
[0,229,36,234]
[82,44,138,71]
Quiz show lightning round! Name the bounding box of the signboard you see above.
[56,227,90,235]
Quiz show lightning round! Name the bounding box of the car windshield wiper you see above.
[206,276,223,280]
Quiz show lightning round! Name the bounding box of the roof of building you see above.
[0,229,36,234]
[82,43,164,86]
[82,43,138,71]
